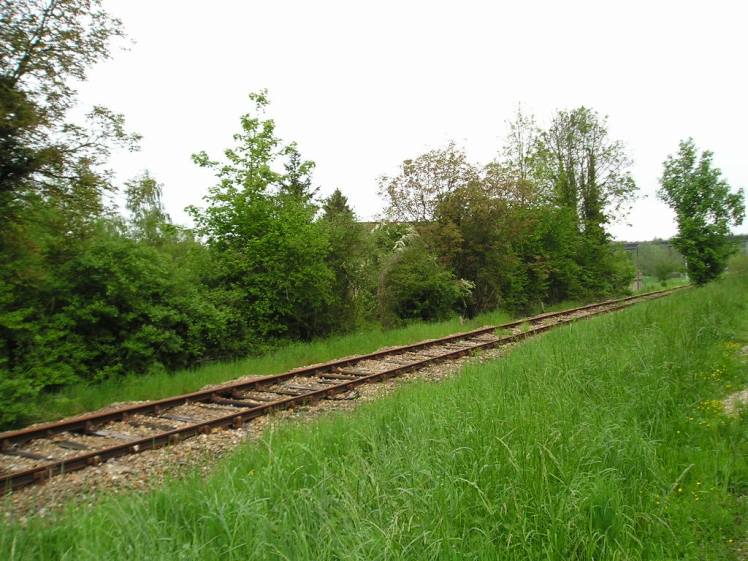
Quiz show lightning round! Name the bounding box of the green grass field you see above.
[3,275,746,560]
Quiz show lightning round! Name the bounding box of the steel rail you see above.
[0,285,686,494]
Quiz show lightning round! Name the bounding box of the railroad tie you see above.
[55,439,90,451]
[2,448,55,461]
[338,366,371,376]
[160,413,201,423]
[127,418,177,432]
[87,430,137,442]
[265,387,307,397]
[211,396,262,408]
[318,372,358,381]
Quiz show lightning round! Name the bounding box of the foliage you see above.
[377,141,478,222]
[188,92,336,347]
[658,138,745,284]
[0,0,138,217]
[483,107,546,207]
[320,189,368,331]
[536,106,637,233]
[727,251,748,275]
[378,234,470,323]
[426,182,527,313]
[636,242,685,283]
[0,198,229,426]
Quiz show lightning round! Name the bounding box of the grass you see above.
[2,275,747,560]
[634,275,689,293]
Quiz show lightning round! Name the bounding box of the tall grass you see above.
[2,275,746,560]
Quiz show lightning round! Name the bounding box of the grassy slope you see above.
[3,276,747,560]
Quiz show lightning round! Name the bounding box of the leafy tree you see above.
[320,189,367,330]
[427,182,525,313]
[378,234,470,324]
[0,0,139,217]
[378,141,478,222]
[124,171,174,244]
[658,138,745,284]
[536,107,636,235]
[483,108,546,208]
[636,242,684,284]
[280,143,317,200]
[189,92,335,346]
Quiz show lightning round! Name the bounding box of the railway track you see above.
[0,286,686,494]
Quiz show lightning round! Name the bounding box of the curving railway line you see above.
[0,286,686,494]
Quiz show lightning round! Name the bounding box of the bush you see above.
[727,252,748,275]
[379,239,470,324]
[636,242,685,283]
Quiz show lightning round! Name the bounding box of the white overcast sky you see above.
[77,0,747,241]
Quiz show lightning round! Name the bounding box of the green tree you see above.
[0,0,139,218]
[378,141,479,222]
[658,138,745,284]
[320,189,367,330]
[483,107,547,208]
[531,107,636,295]
[189,92,335,346]
[427,182,525,313]
[536,107,636,236]
[124,171,174,244]
[636,242,684,284]
[378,233,470,324]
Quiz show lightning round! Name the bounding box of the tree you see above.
[320,188,367,330]
[280,143,317,200]
[124,171,174,244]
[658,138,745,284]
[0,0,139,217]
[483,107,547,208]
[636,242,684,284]
[378,233,470,324]
[536,107,636,236]
[427,182,525,313]
[378,141,479,222]
[189,92,335,346]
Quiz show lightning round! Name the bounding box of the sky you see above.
[77,0,748,241]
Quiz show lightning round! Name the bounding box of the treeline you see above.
[0,0,638,427]
[630,241,686,284]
